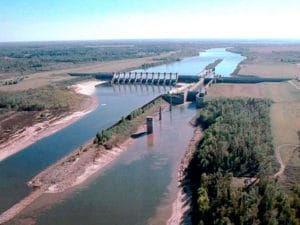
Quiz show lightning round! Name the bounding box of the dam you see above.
[1,48,246,225]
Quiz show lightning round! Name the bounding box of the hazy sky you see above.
[1,0,299,42]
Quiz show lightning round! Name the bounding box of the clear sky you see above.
[1,0,300,42]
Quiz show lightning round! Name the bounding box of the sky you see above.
[0,0,300,42]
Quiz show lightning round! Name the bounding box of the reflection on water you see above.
[134,48,245,77]
[0,84,163,214]
[11,103,197,225]
[1,48,245,224]
[147,133,154,147]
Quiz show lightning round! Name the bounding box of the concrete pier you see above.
[146,117,153,134]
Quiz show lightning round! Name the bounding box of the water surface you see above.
[134,48,245,77]
[11,103,196,225]
[1,48,244,223]
[0,84,165,213]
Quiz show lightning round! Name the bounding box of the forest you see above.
[0,41,205,77]
[188,98,300,225]
[0,85,80,111]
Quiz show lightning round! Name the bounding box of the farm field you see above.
[0,51,175,92]
[207,81,300,186]
[232,45,300,78]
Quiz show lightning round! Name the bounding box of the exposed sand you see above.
[0,80,103,163]
[0,97,164,224]
[42,135,137,194]
[167,189,192,225]
[71,80,104,96]
[71,138,134,190]
[0,52,175,92]
[0,189,45,225]
[167,127,202,225]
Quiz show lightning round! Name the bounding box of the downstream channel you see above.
[1,48,244,224]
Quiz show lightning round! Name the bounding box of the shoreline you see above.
[0,80,103,224]
[28,97,165,193]
[0,80,103,163]
[0,96,165,224]
[167,126,202,225]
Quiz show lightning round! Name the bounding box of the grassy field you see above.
[239,64,299,78]
[231,45,300,78]
[0,51,177,92]
[207,81,300,186]
[0,40,217,92]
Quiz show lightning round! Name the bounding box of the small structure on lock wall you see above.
[146,117,153,134]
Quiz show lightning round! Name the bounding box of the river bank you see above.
[0,95,167,224]
[167,126,202,225]
[0,80,103,163]
[28,96,166,193]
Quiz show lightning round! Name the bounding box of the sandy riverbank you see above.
[0,95,165,224]
[28,97,164,193]
[167,127,202,225]
[0,80,103,163]
[29,127,141,194]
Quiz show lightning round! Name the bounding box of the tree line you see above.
[188,98,300,224]
[0,86,79,111]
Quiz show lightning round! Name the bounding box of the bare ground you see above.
[0,80,102,163]
[207,82,300,185]
[167,127,202,225]
[0,52,175,92]
[235,45,300,78]
[239,64,299,78]
[0,97,166,224]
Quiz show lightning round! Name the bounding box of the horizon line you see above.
[1,37,300,44]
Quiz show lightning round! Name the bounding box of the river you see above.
[1,48,244,224]
[134,47,245,77]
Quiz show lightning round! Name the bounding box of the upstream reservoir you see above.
[1,48,245,224]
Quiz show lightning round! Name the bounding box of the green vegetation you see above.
[94,97,163,146]
[1,76,24,86]
[0,41,205,78]
[188,98,300,224]
[0,86,80,111]
[205,59,223,71]
[0,42,170,75]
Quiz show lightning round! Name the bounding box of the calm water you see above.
[11,103,196,225]
[0,84,167,213]
[134,48,245,77]
[1,48,244,224]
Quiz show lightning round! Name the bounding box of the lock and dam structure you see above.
[69,69,290,108]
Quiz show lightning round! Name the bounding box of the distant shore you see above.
[0,80,103,163]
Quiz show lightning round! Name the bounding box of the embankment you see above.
[0,95,167,224]
[205,59,223,70]
[0,80,103,163]
[29,95,166,193]
[167,124,202,225]
[205,76,291,84]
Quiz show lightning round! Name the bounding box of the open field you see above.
[207,81,300,186]
[0,81,103,163]
[231,44,300,78]
[239,64,299,78]
[0,51,175,92]
[0,40,220,92]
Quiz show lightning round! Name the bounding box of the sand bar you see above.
[0,80,103,163]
